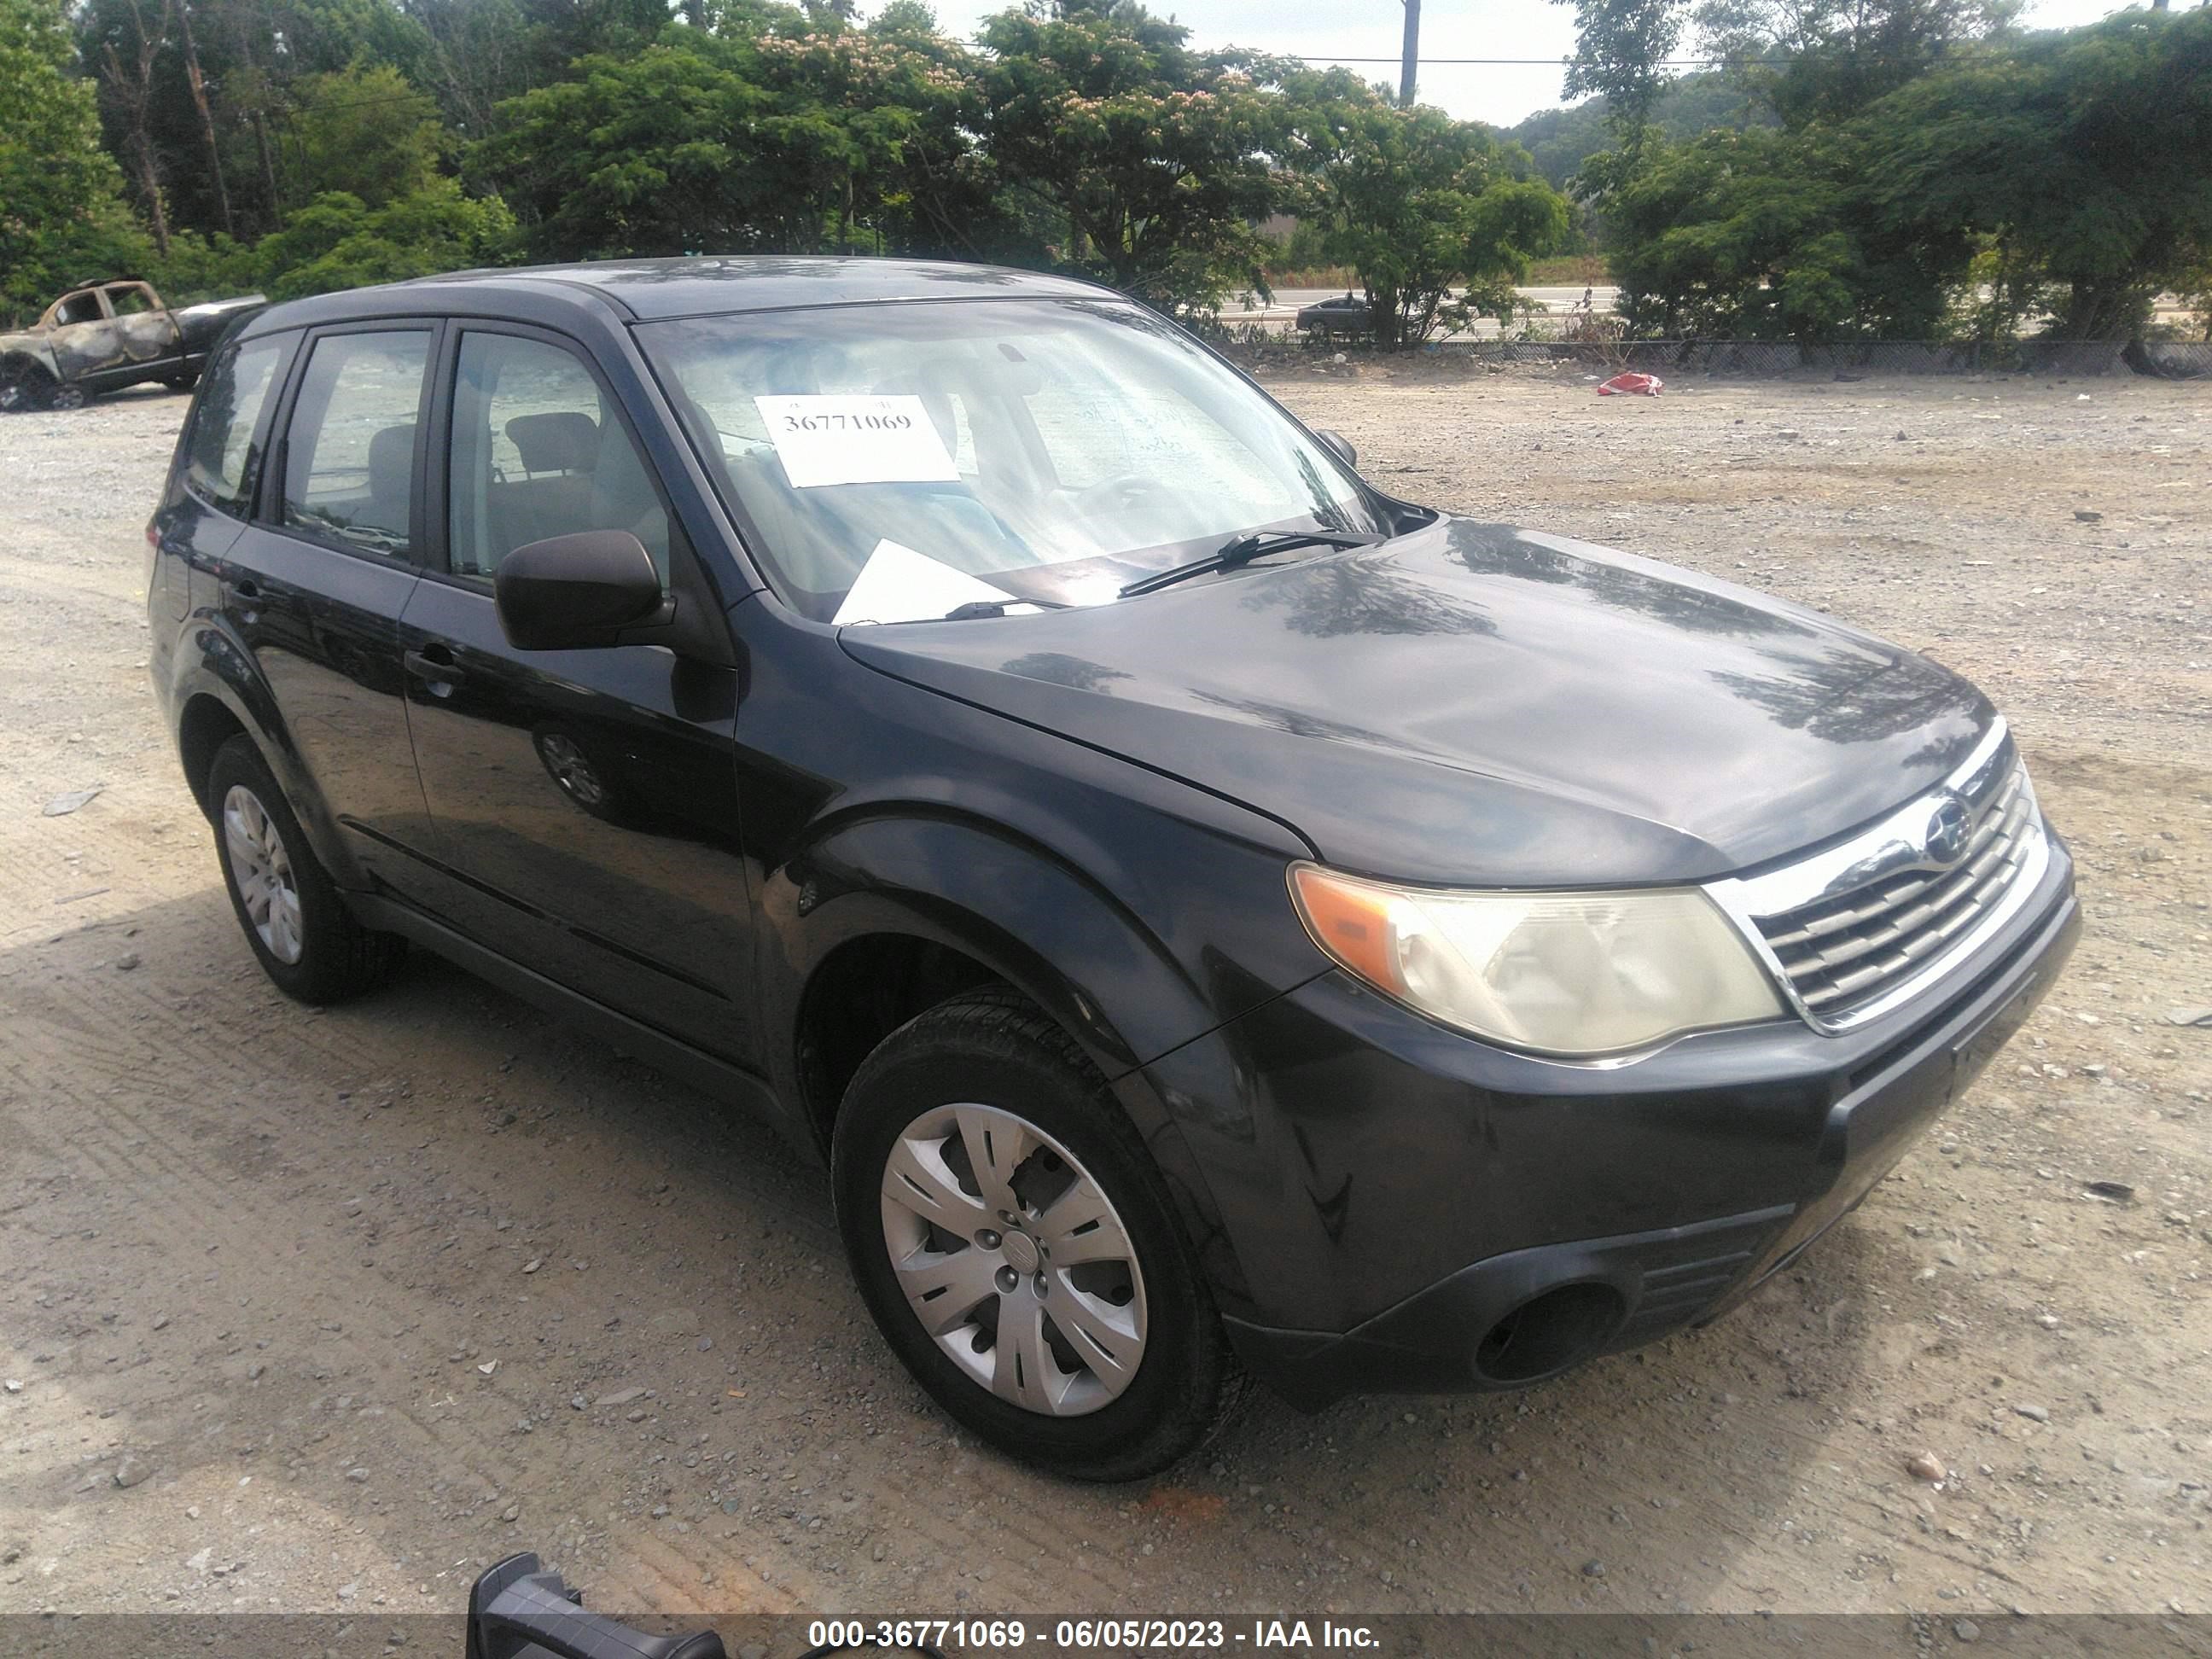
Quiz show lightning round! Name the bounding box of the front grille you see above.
[1752,765,2035,1019]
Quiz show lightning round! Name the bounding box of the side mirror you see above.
[1314,429,1357,470]
[493,530,665,652]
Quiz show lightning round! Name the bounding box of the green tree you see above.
[1,0,151,321]
[1284,69,1569,346]
[1589,125,1960,341]
[975,0,1286,315]
[481,6,1008,261]
[1694,0,2021,128]
[252,175,517,297]
[1504,70,1769,190]
[289,63,447,209]
[1552,0,1688,151]
[1866,7,2212,339]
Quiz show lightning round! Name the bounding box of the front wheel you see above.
[833,991,1246,1481]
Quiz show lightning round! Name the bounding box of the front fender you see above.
[2,341,59,379]
[760,805,1330,1317]
[766,812,1229,1080]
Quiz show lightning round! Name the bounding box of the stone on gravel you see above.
[2015,1404,2050,1422]
[596,1387,646,1406]
[1906,1452,1947,1483]
[1581,1560,1606,1578]
[114,1455,150,1488]
[2165,1007,2212,1027]
[1953,1619,1981,1642]
[346,1467,369,1482]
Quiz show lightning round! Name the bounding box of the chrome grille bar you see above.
[1705,722,2051,1033]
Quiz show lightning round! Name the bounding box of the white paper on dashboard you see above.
[754,393,958,488]
[832,540,1035,626]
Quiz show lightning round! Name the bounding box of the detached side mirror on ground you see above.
[494,530,667,651]
[468,1553,728,1659]
[1314,428,1357,469]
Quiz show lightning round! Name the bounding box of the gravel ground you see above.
[0,369,2207,1624]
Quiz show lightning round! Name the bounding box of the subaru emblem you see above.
[1924,795,1971,865]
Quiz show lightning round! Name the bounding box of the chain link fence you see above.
[1361,337,2212,378]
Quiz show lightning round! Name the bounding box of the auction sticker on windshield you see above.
[755,393,958,488]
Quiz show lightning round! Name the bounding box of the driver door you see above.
[396,323,757,1061]
[43,288,119,384]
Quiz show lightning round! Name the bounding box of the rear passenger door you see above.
[219,323,446,901]
[396,325,755,1060]
[104,282,181,365]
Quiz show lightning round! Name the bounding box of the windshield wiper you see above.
[1117,529,1382,599]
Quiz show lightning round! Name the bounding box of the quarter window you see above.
[445,332,672,583]
[282,330,432,558]
[184,335,292,514]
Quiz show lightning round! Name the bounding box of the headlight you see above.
[1290,863,1785,1058]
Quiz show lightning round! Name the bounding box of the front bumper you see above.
[1141,839,2077,1410]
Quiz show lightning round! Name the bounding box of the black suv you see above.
[148,258,2077,1480]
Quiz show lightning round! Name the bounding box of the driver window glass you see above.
[446,333,671,585]
[52,291,103,326]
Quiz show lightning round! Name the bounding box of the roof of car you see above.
[256,256,1119,329]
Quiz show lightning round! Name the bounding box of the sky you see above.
[916,0,2145,128]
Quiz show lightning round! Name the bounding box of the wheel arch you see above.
[770,812,1258,1307]
[0,350,59,405]
[166,642,363,887]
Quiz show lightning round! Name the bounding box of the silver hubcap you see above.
[880,1103,1148,1417]
[222,783,305,965]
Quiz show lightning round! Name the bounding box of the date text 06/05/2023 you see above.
[806,1617,1383,1650]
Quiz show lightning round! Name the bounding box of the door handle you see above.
[405,645,467,692]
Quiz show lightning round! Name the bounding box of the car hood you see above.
[839,518,1996,885]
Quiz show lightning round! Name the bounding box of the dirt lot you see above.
[1,367,2207,1624]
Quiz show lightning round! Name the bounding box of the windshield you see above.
[636,298,1393,624]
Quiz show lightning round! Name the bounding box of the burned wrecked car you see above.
[0,279,264,411]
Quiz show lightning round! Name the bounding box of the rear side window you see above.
[183,335,292,515]
[282,330,432,559]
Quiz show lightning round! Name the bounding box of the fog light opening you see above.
[1473,1282,1625,1384]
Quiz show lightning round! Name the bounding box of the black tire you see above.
[161,368,201,392]
[0,364,55,413]
[206,735,405,1004]
[833,989,1247,1481]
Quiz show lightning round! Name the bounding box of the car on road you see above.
[147,257,2078,1481]
[1,278,264,410]
[1294,292,1371,339]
